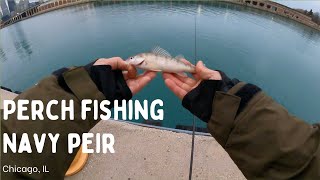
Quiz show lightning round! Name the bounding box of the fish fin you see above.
[151,46,172,58]
[176,72,188,77]
[175,55,185,61]
[149,69,162,72]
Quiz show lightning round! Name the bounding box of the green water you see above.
[1,1,319,129]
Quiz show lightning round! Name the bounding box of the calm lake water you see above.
[1,1,319,129]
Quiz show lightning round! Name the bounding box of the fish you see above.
[126,46,195,73]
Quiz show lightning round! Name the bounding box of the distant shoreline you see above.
[0,0,94,29]
[221,0,320,31]
[1,0,320,31]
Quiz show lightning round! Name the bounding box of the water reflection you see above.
[94,0,197,16]
[67,2,96,22]
[193,1,320,43]
[0,47,7,62]
[1,1,319,124]
[10,24,33,61]
[103,1,320,42]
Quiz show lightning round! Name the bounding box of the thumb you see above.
[196,61,222,80]
[196,61,206,70]
[196,61,212,78]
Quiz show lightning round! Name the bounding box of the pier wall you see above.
[223,0,320,31]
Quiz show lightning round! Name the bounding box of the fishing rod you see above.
[188,9,198,180]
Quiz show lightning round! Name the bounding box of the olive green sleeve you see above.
[1,67,105,180]
[207,83,320,179]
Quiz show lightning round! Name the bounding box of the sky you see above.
[274,0,320,12]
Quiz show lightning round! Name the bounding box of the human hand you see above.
[94,57,157,95]
[162,59,222,99]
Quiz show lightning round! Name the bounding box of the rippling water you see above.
[1,1,319,128]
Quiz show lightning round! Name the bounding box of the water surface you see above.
[1,1,319,129]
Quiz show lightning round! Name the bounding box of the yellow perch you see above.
[126,46,195,73]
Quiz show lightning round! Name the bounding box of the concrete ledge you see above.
[66,120,245,179]
[0,89,18,109]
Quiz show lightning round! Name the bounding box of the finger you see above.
[96,57,137,79]
[163,72,197,87]
[172,73,197,86]
[128,71,157,95]
[162,73,193,92]
[192,73,201,81]
[136,71,157,85]
[162,72,174,80]
[114,57,130,70]
[164,79,187,100]
[111,57,136,78]
[196,61,210,75]
[94,57,131,71]
[192,61,215,80]
[131,71,156,94]
[122,71,129,80]
[196,61,222,80]
[94,57,122,67]
[126,65,137,79]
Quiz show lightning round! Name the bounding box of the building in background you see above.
[29,0,40,8]
[1,0,10,21]
[7,0,16,13]
[0,8,3,21]
[16,0,29,13]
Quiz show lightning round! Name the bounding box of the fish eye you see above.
[130,57,133,59]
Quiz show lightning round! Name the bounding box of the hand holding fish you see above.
[94,57,157,95]
[162,60,222,99]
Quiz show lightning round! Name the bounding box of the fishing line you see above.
[188,9,198,180]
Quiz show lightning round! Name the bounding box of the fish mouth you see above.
[136,60,144,66]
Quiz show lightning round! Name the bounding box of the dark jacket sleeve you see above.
[1,64,131,180]
[183,80,320,179]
